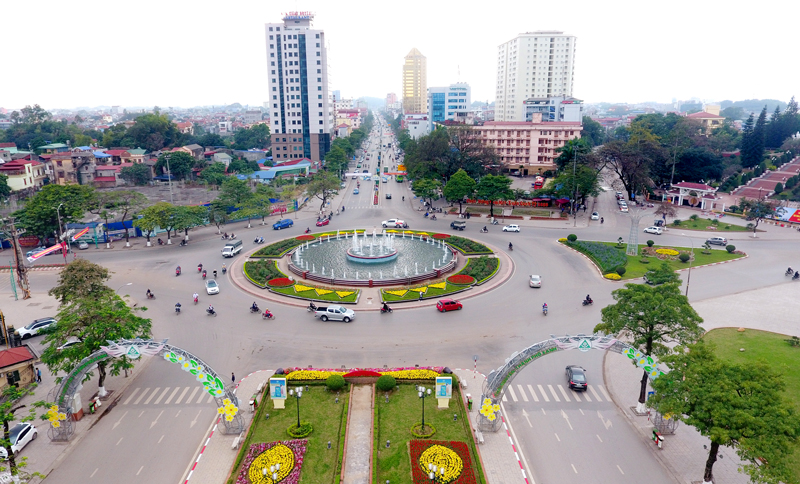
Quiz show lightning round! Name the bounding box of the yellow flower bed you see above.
[409,287,428,294]
[428,282,447,290]
[335,291,354,298]
[286,370,345,380]
[385,289,408,297]
[605,273,622,280]
[382,369,440,379]
[419,445,463,483]
[294,284,314,292]
[315,288,333,296]
[558,238,567,242]
[656,248,679,256]
[249,443,294,483]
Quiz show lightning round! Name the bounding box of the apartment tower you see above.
[265,12,331,162]
[496,31,576,121]
[402,48,427,114]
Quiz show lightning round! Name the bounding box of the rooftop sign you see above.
[283,11,314,20]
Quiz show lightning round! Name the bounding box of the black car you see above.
[385,193,392,199]
[565,365,587,391]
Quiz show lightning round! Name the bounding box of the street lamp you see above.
[428,463,447,483]
[289,388,303,429]
[263,463,280,481]
[116,282,132,294]
[680,233,694,298]
[418,385,432,432]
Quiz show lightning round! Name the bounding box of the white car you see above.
[17,318,57,339]
[502,224,520,232]
[78,241,89,250]
[205,279,220,295]
[381,219,407,228]
[529,275,542,288]
[0,423,37,459]
[590,212,600,220]
[619,205,629,212]
[644,226,663,235]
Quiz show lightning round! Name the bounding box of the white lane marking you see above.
[112,411,128,430]
[572,464,578,473]
[207,394,215,404]
[138,411,144,418]
[190,410,203,428]
[502,394,507,402]
[541,408,546,415]
[508,386,518,402]
[573,390,582,402]
[554,433,560,441]
[136,466,144,475]
[527,384,539,402]
[557,385,571,402]
[144,387,160,405]
[561,409,573,430]
[158,434,165,444]
[589,385,602,402]
[617,465,624,474]
[196,390,207,404]
[598,410,613,430]
[537,385,550,402]
[517,385,528,402]
[123,388,140,405]
[175,410,181,418]
[90,469,98,478]
[598,384,612,401]
[583,391,592,402]
[116,437,123,445]
[164,387,180,404]
[150,410,164,429]
[548,385,560,402]
[133,388,150,405]
[174,387,190,404]
[597,434,603,443]
[186,386,200,404]
[153,387,170,405]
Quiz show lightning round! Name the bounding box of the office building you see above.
[496,31,576,122]
[524,96,583,123]
[427,82,471,129]
[265,12,332,162]
[402,48,427,114]
[403,114,430,140]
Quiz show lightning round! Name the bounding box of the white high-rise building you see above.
[495,31,576,122]
[265,12,332,162]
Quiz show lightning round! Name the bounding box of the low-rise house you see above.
[37,143,70,154]
[104,149,131,164]
[94,163,133,188]
[0,159,47,192]
[175,122,194,134]
[213,153,232,166]
[0,142,18,154]
[0,345,39,391]
[48,151,97,185]
[184,144,204,159]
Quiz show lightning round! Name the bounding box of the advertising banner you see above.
[436,376,453,398]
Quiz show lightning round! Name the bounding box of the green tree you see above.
[126,112,181,151]
[644,261,682,286]
[411,178,441,207]
[120,163,152,186]
[442,168,477,214]
[13,185,96,242]
[0,385,43,478]
[199,162,228,187]
[650,342,800,484]
[227,157,259,175]
[737,197,776,235]
[172,205,207,240]
[0,173,11,198]
[198,133,227,148]
[594,283,703,413]
[547,165,600,206]
[232,124,270,150]
[218,177,254,206]
[155,151,194,180]
[306,170,340,212]
[476,174,513,218]
[19,104,51,124]
[581,116,606,146]
[207,199,230,234]
[134,201,175,244]
[324,146,348,176]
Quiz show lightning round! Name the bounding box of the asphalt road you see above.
[31,120,799,483]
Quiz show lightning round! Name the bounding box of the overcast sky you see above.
[3,0,796,111]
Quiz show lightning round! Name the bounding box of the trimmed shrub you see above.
[455,256,498,283]
[615,266,626,276]
[726,244,736,253]
[326,374,346,391]
[679,253,691,263]
[646,240,654,247]
[567,234,577,242]
[566,240,627,273]
[673,219,682,226]
[444,235,491,254]
[287,422,313,438]
[376,375,397,392]
[690,214,699,221]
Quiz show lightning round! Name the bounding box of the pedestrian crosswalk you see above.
[501,383,612,404]
[122,386,217,406]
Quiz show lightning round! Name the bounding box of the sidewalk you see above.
[341,385,373,484]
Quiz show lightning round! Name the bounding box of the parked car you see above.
[316,219,330,227]
[707,236,728,246]
[77,241,89,250]
[0,423,37,459]
[450,221,466,231]
[205,279,219,295]
[436,299,463,312]
[590,212,600,220]
[25,248,46,258]
[502,224,520,232]
[314,305,355,322]
[17,317,57,339]
[565,365,587,391]
[643,226,663,235]
[272,219,294,230]
[529,274,542,288]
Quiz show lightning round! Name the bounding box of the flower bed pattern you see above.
[454,256,498,284]
[446,236,492,255]
[267,277,294,287]
[432,233,451,239]
[295,235,316,241]
[343,370,382,378]
[284,367,442,381]
[270,282,359,303]
[410,440,476,484]
[380,280,471,302]
[447,274,475,285]
[563,240,628,273]
[237,439,307,484]
[244,260,288,288]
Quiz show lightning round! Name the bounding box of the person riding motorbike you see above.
[193,293,199,304]
[213,270,218,279]
[600,217,604,224]
[198,263,203,273]
[223,232,228,239]
[207,305,215,314]
[202,270,207,279]
[382,302,392,313]
[251,302,259,313]
[342,206,345,212]
[542,303,548,314]
[508,242,513,251]
[157,238,164,245]
[262,308,273,319]
[402,196,405,202]
[795,271,800,280]
[306,227,311,233]
[308,302,317,312]
[787,267,794,276]
[176,266,181,276]
[222,264,227,274]
[146,289,152,297]
[175,302,181,313]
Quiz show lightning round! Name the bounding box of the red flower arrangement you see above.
[267,277,294,287]
[296,235,315,241]
[432,233,451,239]
[409,440,477,484]
[343,370,382,378]
[447,274,475,285]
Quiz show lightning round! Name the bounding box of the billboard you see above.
[270,378,287,400]
[436,376,453,398]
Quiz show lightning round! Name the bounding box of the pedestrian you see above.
[231,372,235,384]
[583,205,587,213]
[36,368,41,383]
[419,291,423,301]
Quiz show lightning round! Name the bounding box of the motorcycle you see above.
[380,307,393,314]
[197,264,203,273]
[582,299,593,306]
[222,266,227,274]
[254,237,264,244]
[430,215,437,221]
[307,303,318,312]
[305,228,311,234]
[175,305,181,314]
[542,306,548,316]
[175,268,181,277]
[508,244,513,251]
[146,293,155,300]
[206,308,217,317]
[179,240,187,247]
[794,273,800,281]
[157,238,164,246]
[262,310,274,320]
[480,227,488,233]
[202,270,207,280]
[491,219,499,225]
[193,295,199,305]
[786,268,794,276]
[250,306,260,314]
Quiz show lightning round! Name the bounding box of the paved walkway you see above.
[341,385,373,484]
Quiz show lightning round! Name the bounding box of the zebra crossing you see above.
[501,383,612,404]
[122,386,217,406]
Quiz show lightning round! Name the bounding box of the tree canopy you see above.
[476,174,513,218]
[13,184,96,242]
[442,169,476,214]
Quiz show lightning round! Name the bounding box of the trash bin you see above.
[467,396,473,411]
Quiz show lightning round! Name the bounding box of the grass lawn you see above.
[670,217,752,232]
[229,384,349,484]
[373,383,486,484]
[271,284,359,303]
[703,328,800,479]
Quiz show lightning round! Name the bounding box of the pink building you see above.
[474,113,582,174]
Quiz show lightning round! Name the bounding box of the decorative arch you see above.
[46,339,243,441]
[478,333,664,432]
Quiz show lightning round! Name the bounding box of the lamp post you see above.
[116,282,132,295]
[418,385,432,432]
[428,463,447,483]
[165,153,175,204]
[289,387,303,429]
[263,463,280,481]
[680,233,694,298]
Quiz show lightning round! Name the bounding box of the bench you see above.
[475,431,484,444]
[232,433,243,450]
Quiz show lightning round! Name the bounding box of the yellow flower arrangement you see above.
[286,370,346,380]
[419,445,464,483]
[479,397,501,421]
[46,405,67,428]
[605,273,622,280]
[385,289,408,297]
[558,238,567,242]
[335,291,354,298]
[381,369,440,379]
[409,287,428,294]
[428,282,447,290]
[294,284,314,292]
[249,443,294,483]
[656,248,679,256]
[315,288,333,296]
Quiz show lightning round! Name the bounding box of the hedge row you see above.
[446,236,492,255]
[243,260,287,287]
[565,240,627,273]
[251,238,306,258]
[455,256,499,284]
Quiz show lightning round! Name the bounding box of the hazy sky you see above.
[3,0,796,110]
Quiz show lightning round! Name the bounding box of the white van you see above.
[222,240,243,258]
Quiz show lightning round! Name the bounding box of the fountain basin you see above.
[346,248,398,263]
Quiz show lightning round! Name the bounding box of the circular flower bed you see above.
[656,248,679,256]
[447,274,476,285]
[431,233,451,239]
[419,445,463,483]
[604,273,622,280]
[267,277,294,287]
[295,235,315,241]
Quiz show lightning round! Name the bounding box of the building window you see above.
[269,27,273,31]
[272,87,276,91]
[270,53,274,57]
[270,44,273,49]
[317,78,321,82]
[318,103,322,107]
[319,120,323,124]
[316,52,320,56]
[316,60,320,65]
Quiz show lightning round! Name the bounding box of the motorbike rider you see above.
[193,292,199,303]
[795,271,800,280]
[213,270,218,279]
[542,303,548,313]
[308,302,317,311]
[508,242,513,250]
[222,264,227,273]
[483,226,487,232]
[207,305,215,314]
[585,294,593,304]
[146,289,152,297]
[175,302,181,313]
[788,267,794,275]
[382,302,391,313]
[263,308,272,318]
[176,266,181,275]
[251,301,259,312]
[198,263,203,272]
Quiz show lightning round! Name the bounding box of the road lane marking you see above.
[196,390,207,404]
[502,394,507,402]
[133,388,150,405]
[517,385,528,402]
[589,385,602,401]
[144,387,160,405]
[150,410,164,429]
[557,385,571,402]
[174,387,190,404]
[548,385,560,402]
[206,394,215,403]
[116,437,123,445]
[158,434,165,444]
[90,469,98,478]
[554,433,560,441]
[153,387,170,405]
[561,409,573,430]
[190,410,203,428]
[138,411,144,418]
[112,411,128,430]
[598,384,612,401]
[123,388,140,405]
[541,408,546,415]
[186,386,200,404]
[571,463,578,473]
[175,410,181,418]
[582,391,592,402]
[164,387,180,404]
[598,410,613,430]
[572,390,581,402]
[522,409,532,427]
[527,385,539,402]
[597,434,603,443]
[617,465,624,474]
[137,466,144,475]
[537,385,550,402]
[507,386,518,402]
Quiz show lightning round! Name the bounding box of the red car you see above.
[316,219,330,227]
[436,299,463,312]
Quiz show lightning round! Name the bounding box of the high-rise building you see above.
[265,12,331,162]
[427,82,471,128]
[402,48,427,114]
[385,93,397,109]
[496,31,576,122]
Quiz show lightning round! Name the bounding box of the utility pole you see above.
[4,218,31,299]
[165,153,175,204]
[572,141,579,227]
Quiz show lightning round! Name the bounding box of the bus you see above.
[533,176,544,190]
[396,175,404,182]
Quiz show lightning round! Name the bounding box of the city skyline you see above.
[2,0,795,109]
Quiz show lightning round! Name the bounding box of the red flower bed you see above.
[296,235,315,241]
[409,440,477,484]
[343,370,382,378]
[432,233,451,239]
[447,274,475,285]
[267,277,294,287]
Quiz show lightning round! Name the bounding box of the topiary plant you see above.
[726,244,736,253]
[376,375,396,392]
[615,266,626,276]
[646,240,654,247]
[690,214,699,221]
[326,374,346,392]
[567,234,577,242]
[679,253,691,263]
[673,219,682,226]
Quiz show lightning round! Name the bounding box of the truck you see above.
[381,218,408,228]
[314,305,355,322]
[221,239,243,257]
[450,220,466,231]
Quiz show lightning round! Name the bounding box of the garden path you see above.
[342,384,374,484]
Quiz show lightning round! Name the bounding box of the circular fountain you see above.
[346,230,398,263]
